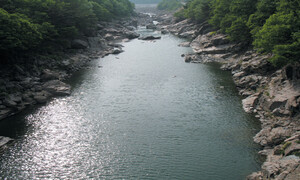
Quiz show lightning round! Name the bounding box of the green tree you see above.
[157,0,183,11]
[184,0,211,23]
[247,0,279,36]
[209,0,232,29]
[90,1,112,21]
[0,8,42,59]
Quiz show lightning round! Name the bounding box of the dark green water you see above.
[0,28,261,179]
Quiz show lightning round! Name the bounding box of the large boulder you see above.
[124,31,140,39]
[138,36,161,41]
[111,49,124,55]
[33,90,52,104]
[3,94,22,108]
[41,69,60,81]
[178,30,197,39]
[242,93,260,113]
[104,33,115,41]
[43,80,71,96]
[146,23,156,30]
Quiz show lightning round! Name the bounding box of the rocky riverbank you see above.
[1,7,299,178]
[0,16,141,147]
[153,14,300,180]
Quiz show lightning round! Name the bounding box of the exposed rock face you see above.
[158,15,300,180]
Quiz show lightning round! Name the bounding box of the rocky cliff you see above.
[157,16,300,180]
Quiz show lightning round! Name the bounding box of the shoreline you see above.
[0,7,299,179]
[155,14,300,179]
[0,16,142,148]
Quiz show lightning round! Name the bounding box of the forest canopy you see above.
[157,0,183,11]
[0,0,135,63]
[176,0,300,67]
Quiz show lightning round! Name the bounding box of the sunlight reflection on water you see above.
[0,28,262,180]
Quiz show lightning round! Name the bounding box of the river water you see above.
[0,27,261,179]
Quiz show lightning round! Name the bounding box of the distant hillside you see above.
[130,0,162,4]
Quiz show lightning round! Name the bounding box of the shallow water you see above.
[0,28,261,179]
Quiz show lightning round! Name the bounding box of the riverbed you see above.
[0,27,262,179]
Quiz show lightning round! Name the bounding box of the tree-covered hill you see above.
[157,0,183,11]
[0,0,135,64]
[176,0,300,67]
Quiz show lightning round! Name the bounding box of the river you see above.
[0,27,262,179]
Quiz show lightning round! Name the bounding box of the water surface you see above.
[0,28,261,179]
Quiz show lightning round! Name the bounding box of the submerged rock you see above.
[111,49,124,55]
[138,36,161,41]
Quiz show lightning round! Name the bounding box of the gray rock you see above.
[184,54,200,63]
[146,23,156,30]
[242,93,260,113]
[33,95,48,104]
[104,34,115,41]
[247,171,263,180]
[33,85,43,92]
[161,29,168,34]
[3,94,22,107]
[178,30,196,39]
[111,49,124,55]
[124,31,140,39]
[41,69,60,81]
[62,60,71,66]
[178,42,190,47]
[19,77,33,88]
[33,91,51,104]
[71,39,89,49]
[126,26,136,31]
[87,37,107,49]
[96,23,104,30]
[43,80,71,96]
[138,36,161,40]
[0,136,13,147]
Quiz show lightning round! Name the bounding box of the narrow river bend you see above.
[0,28,261,179]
